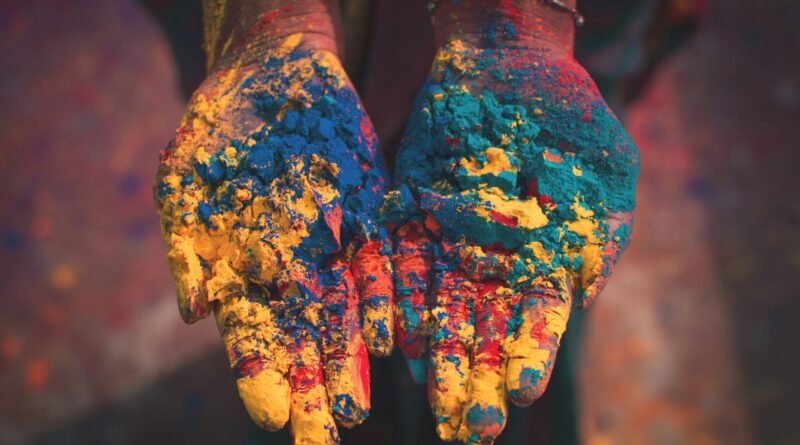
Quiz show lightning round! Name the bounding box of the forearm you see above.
[202,0,344,70]
[431,0,577,53]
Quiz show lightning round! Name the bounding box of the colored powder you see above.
[386,40,639,302]
[156,36,392,435]
[384,39,639,442]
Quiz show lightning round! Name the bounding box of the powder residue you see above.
[155,34,392,437]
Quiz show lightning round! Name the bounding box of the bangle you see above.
[540,0,584,27]
[427,0,585,27]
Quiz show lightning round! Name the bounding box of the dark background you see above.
[0,0,798,444]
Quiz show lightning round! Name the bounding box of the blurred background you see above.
[0,0,798,444]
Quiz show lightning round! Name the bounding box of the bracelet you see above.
[540,0,584,27]
[427,0,585,27]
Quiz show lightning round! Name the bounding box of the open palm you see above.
[384,40,639,444]
[154,37,393,444]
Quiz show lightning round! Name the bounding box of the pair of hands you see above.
[155,32,638,445]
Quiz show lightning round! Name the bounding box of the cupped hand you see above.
[384,40,639,444]
[154,35,393,444]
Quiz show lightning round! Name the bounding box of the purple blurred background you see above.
[0,0,798,444]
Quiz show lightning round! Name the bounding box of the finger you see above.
[578,212,633,307]
[320,259,370,428]
[274,264,338,443]
[166,233,211,322]
[504,274,572,407]
[352,240,394,356]
[463,282,512,444]
[393,222,433,359]
[428,268,474,441]
[288,337,339,445]
[214,286,290,431]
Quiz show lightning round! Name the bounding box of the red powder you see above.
[490,210,519,227]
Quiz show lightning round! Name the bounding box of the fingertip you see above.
[404,357,428,384]
[330,392,369,428]
[505,359,549,407]
[576,243,607,308]
[324,335,371,428]
[167,237,210,323]
[464,403,506,443]
[463,285,510,443]
[579,279,604,308]
[236,369,290,431]
[431,385,466,441]
[288,340,339,445]
[504,284,570,406]
[289,387,340,445]
[428,270,473,441]
[436,422,461,442]
[463,364,507,442]
[464,356,507,443]
[320,262,371,429]
[429,350,470,441]
[174,272,209,323]
[177,290,210,323]
[215,292,289,431]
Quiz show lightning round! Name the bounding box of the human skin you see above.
[385,1,639,443]
[153,1,394,443]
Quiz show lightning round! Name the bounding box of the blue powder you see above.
[404,357,428,384]
[332,394,367,424]
[465,404,505,429]
[507,367,541,401]
[184,47,390,339]
[391,45,639,299]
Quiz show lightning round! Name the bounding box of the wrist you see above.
[432,0,576,54]
[203,0,344,71]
